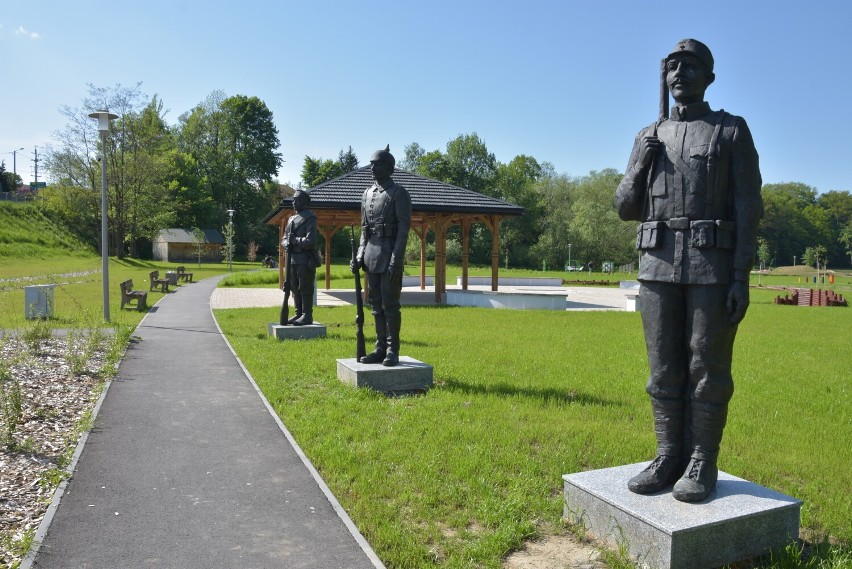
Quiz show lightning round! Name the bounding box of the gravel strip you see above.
[0,334,108,568]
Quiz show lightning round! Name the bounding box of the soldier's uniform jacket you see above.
[358,177,412,273]
[283,209,320,268]
[616,102,763,284]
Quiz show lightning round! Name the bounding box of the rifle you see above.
[350,226,366,360]
[659,58,669,122]
[279,246,293,326]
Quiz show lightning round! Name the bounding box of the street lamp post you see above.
[227,209,235,271]
[88,110,118,322]
[568,243,572,270]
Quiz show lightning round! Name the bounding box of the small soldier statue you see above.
[282,189,321,326]
[351,146,412,366]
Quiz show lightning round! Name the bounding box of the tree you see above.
[756,237,771,269]
[567,169,636,268]
[494,155,545,267]
[530,174,575,268]
[0,162,10,193]
[802,244,827,269]
[840,221,852,267]
[338,146,359,172]
[191,226,207,267]
[301,147,360,188]
[399,142,425,172]
[758,183,818,268]
[44,82,173,258]
[302,156,342,187]
[177,92,282,258]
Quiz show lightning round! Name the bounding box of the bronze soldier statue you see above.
[615,39,763,502]
[351,146,412,366]
[282,189,321,326]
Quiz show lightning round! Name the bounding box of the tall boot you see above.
[293,293,313,325]
[287,291,302,325]
[383,313,401,367]
[628,397,685,494]
[673,402,727,502]
[359,316,387,364]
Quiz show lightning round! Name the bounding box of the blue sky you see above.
[1,0,850,194]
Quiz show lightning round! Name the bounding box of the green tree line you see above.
[41,88,851,272]
[303,133,852,271]
[42,84,283,260]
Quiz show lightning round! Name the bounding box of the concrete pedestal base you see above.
[563,463,801,569]
[267,323,326,340]
[337,357,433,394]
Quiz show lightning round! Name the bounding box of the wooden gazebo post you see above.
[461,218,471,290]
[486,215,501,291]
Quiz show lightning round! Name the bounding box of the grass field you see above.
[215,294,851,568]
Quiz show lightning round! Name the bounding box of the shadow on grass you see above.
[113,258,155,268]
[442,378,623,407]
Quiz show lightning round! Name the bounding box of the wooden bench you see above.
[120,280,148,310]
[176,266,194,283]
[149,270,170,293]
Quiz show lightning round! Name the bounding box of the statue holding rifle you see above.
[350,146,412,367]
[615,39,763,502]
[281,189,321,326]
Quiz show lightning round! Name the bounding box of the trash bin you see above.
[24,284,56,319]
[165,271,178,286]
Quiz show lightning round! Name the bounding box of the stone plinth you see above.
[563,463,801,569]
[267,323,327,340]
[626,293,640,312]
[337,357,433,394]
[446,290,565,310]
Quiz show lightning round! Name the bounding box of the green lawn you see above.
[215,296,851,568]
[3,236,850,567]
[0,255,258,329]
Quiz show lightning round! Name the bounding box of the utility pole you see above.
[32,147,40,184]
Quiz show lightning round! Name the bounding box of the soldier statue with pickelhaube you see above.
[351,146,412,367]
[616,39,763,502]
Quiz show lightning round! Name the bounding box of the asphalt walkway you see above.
[28,275,383,569]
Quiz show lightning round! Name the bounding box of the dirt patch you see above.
[504,534,607,569]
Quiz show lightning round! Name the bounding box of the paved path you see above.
[29,276,383,569]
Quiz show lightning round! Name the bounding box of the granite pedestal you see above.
[267,322,327,340]
[563,463,801,569]
[337,357,433,394]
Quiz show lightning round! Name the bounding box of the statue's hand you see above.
[350,256,363,274]
[388,261,403,285]
[637,136,661,170]
[726,280,750,325]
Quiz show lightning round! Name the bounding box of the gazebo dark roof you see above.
[262,166,523,223]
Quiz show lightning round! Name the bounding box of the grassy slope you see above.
[0,202,243,328]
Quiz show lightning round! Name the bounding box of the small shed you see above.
[153,228,225,263]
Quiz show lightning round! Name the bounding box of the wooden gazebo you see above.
[262,166,524,303]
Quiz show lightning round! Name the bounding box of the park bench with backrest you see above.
[149,270,170,293]
[120,280,148,310]
[176,266,194,283]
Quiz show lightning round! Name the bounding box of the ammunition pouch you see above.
[637,221,664,250]
[637,219,736,251]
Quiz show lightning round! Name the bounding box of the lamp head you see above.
[88,110,118,132]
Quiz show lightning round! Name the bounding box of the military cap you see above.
[370,145,395,168]
[667,39,714,72]
[293,188,310,204]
